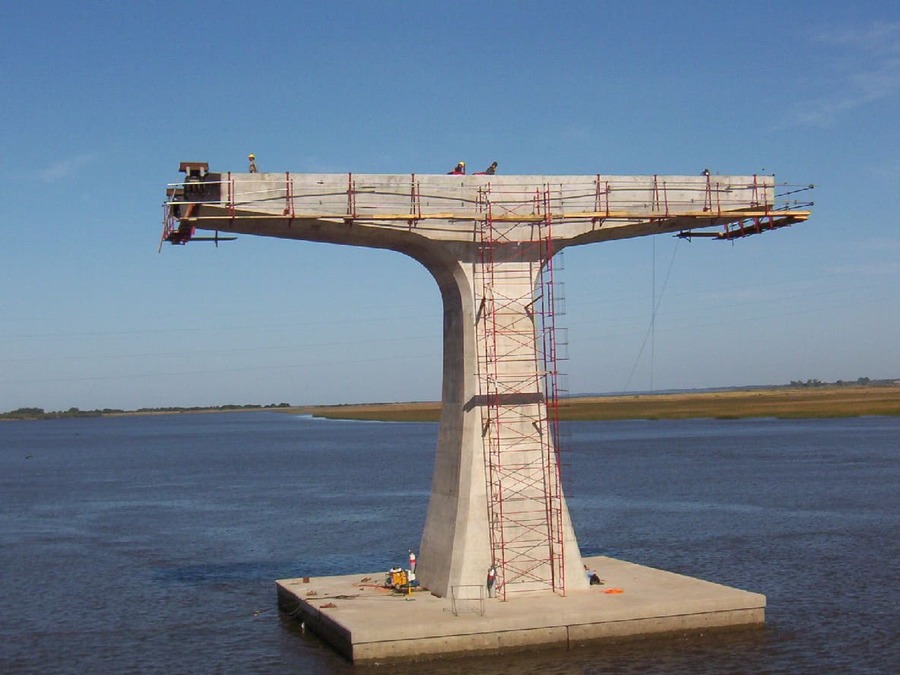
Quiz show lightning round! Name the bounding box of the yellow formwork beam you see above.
[173,209,811,224]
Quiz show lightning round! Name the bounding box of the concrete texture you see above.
[276,555,765,663]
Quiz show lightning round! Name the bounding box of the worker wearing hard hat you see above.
[248,154,258,173]
[474,161,498,176]
[448,161,466,175]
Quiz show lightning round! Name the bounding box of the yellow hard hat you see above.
[248,154,255,159]
[460,161,465,165]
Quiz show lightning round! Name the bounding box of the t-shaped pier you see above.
[162,167,811,659]
[160,168,812,661]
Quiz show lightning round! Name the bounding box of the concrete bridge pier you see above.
[414,248,588,598]
[163,169,811,660]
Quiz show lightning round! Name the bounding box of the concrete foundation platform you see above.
[276,556,765,663]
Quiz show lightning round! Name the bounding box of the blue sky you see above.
[2,1,898,412]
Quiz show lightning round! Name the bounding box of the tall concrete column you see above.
[414,250,588,598]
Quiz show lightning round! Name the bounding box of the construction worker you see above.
[474,161,498,176]
[248,154,258,173]
[448,161,466,175]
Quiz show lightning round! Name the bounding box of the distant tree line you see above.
[789,377,881,387]
[0,403,293,421]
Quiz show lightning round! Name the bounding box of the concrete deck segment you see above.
[276,555,765,663]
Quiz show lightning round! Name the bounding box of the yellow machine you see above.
[386,569,407,589]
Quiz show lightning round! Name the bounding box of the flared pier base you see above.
[276,555,765,663]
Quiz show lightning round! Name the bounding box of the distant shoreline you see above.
[4,385,898,422]
[283,385,900,422]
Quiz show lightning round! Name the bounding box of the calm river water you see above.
[1,413,897,673]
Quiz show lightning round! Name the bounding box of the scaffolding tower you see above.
[476,184,567,599]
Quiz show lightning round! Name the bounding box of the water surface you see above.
[1,414,897,673]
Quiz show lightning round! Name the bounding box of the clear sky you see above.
[2,1,898,412]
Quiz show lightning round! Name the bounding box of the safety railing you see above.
[164,174,810,222]
[162,174,813,248]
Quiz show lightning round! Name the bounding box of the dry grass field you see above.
[288,385,900,422]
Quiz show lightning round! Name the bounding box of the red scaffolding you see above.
[476,185,567,599]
